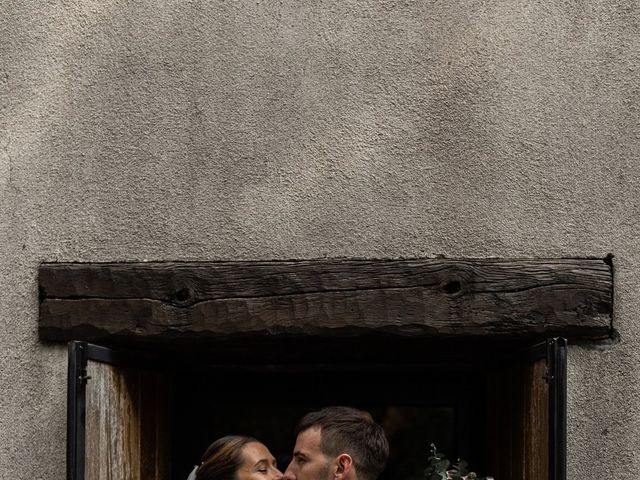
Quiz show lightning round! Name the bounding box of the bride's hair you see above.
[196,435,258,480]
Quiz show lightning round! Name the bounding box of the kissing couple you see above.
[187,406,389,480]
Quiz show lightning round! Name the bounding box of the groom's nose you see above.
[283,463,296,480]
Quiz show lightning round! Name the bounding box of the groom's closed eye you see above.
[293,453,308,464]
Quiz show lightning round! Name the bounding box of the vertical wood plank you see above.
[85,362,140,480]
[486,359,549,480]
[524,361,549,480]
[84,361,170,480]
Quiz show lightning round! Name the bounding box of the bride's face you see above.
[237,442,283,480]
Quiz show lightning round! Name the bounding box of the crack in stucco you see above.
[0,70,9,190]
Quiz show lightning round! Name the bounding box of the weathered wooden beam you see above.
[38,258,613,342]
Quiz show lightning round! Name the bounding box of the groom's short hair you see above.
[296,406,389,480]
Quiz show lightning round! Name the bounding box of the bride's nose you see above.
[273,468,284,480]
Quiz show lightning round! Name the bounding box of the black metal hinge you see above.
[78,366,91,385]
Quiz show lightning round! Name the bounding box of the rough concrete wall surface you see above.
[1,0,639,478]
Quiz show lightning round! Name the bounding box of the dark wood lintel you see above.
[38,258,613,343]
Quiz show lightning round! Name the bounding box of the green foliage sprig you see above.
[423,444,492,480]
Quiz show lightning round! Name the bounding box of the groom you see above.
[283,406,389,480]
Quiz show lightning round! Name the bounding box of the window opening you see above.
[68,338,567,480]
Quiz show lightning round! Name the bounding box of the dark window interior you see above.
[169,347,493,480]
[171,369,486,480]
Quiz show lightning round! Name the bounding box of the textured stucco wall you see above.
[1,1,639,478]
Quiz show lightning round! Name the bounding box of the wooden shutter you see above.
[486,338,567,480]
[67,342,171,480]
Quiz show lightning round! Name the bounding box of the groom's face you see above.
[284,427,332,480]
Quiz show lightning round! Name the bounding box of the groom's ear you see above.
[333,454,354,479]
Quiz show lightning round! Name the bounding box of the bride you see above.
[188,435,284,480]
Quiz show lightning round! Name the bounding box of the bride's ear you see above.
[333,454,353,479]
